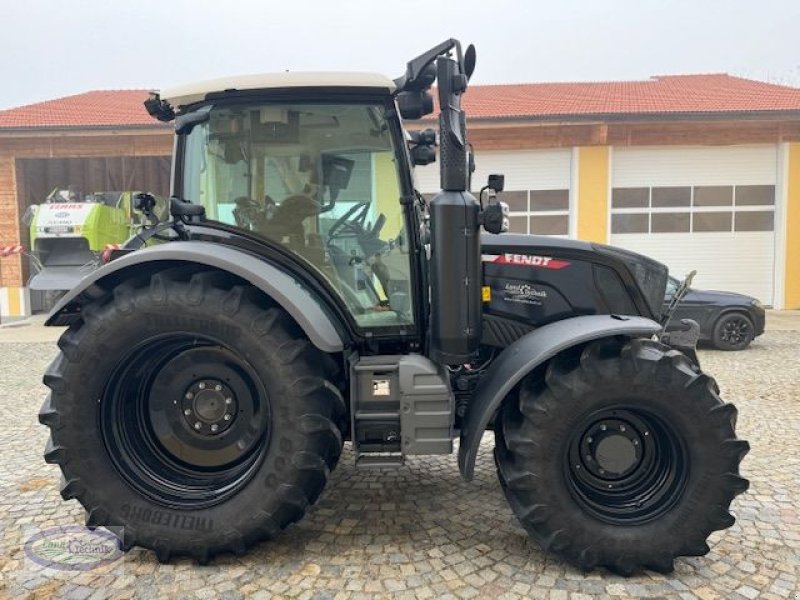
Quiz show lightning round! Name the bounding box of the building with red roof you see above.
[0,74,799,317]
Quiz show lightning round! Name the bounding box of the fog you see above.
[0,0,798,109]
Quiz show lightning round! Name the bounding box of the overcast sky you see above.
[1,0,798,110]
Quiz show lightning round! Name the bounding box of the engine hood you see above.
[684,288,760,305]
[480,233,669,321]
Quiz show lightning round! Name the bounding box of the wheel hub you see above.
[182,380,237,435]
[566,406,687,524]
[581,419,643,478]
[101,337,271,509]
[723,319,749,344]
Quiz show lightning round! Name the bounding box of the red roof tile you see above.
[461,74,800,119]
[0,90,165,130]
[1,75,799,130]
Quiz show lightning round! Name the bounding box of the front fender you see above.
[45,241,345,353]
[457,314,662,480]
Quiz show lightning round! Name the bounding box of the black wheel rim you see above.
[101,334,270,509]
[721,317,751,347]
[565,406,687,524]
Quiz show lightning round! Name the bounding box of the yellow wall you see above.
[576,146,610,243]
[373,152,403,238]
[785,143,800,309]
[0,286,27,320]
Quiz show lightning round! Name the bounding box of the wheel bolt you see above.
[185,392,193,400]
[215,384,222,392]
[608,484,613,488]
[598,468,605,475]
[586,437,593,443]
[225,398,232,405]
[194,422,202,430]
[600,424,607,431]
[619,425,626,432]
[184,409,192,416]
[644,431,649,436]
[575,464,581,469]
[633,440,639,446]
[585,454,592,462]
[199,382,206,390]
[211,424,219,433]
[223,414,232,421]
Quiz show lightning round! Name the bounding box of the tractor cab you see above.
[165,79,417,330]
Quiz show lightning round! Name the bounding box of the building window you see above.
[651,212,690,232]
[694,186,733,206]
[612,187,649,208]
[611,185,775,234]
[611,213,648,233]
[735,185,774,206]
[651,187,691,208]
[693,212,732,232]
[504,189,570,236]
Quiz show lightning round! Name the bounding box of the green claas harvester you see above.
[25,188,165,308]
[40,40,748,574]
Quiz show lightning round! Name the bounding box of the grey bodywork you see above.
[457,314,662,480]
[45,241,345,353]
[30,265,88,291]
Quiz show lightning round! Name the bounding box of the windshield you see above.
[182,101,415,330]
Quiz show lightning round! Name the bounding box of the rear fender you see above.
[457,314,662,480]
[45,241,345,353]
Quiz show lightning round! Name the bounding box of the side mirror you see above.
[411,146,436,166]
[397,90,434,120]
[487,173,505,193]
[133,192,157,215]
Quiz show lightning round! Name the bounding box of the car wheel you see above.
[712,312,755,350]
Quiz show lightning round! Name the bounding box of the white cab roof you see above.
[162,71,396,108]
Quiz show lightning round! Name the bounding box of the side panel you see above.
[457,314,662,480]
[45,241,344,353]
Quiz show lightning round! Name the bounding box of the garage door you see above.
[413,149,573,236]
[610,145,777,304]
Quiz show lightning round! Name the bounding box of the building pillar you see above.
[576,146,610,244]
[784,143,800,309]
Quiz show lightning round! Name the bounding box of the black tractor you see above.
[40,40,748,574]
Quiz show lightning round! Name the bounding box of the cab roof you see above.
[162,71,397,108]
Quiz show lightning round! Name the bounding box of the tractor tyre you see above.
[40,268,345,563]
[495,337,749,575]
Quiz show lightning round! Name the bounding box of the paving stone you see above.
[1,331,798,598]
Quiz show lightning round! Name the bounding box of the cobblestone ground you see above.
[1,331,798,600]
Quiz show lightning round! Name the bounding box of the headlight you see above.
[751,299,763,309]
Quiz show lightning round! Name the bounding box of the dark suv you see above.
[665,276,766,350]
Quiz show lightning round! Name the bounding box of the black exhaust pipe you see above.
[428,51,481,365]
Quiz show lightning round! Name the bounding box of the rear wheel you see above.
[712,312,754,350]
[40,268,345,562]
[495,337,749,575]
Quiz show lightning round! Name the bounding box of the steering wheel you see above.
[327,202,373,240]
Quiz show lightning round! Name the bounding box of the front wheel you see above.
[712,312,755,350]
[40,269,345,562]
[495,337,749,575]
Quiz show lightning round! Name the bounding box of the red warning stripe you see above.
[0,245,23,257]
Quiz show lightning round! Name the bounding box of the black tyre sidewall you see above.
[48,279,341,555]
[496,339,746,572]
